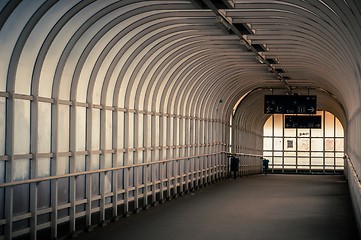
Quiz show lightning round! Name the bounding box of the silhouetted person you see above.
[263,158,269,175]
[230,156,240,179]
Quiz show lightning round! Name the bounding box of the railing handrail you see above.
[345,153,361,186]
[0,151,263,188]
[234,152,263,158]
[0,152,215,188]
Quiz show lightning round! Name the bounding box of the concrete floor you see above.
[73,174,359,240]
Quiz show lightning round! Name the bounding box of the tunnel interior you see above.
[0,1,361,239]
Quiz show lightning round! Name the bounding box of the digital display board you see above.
[264,95,317,114]
[284,115,321,128]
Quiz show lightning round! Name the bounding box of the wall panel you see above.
[14,100,30,154]
[58,105,70,152]
[38,102,51,153]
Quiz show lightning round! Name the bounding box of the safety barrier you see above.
[231,153,263,177]
[0,151,262,239]
[344,154,361,237]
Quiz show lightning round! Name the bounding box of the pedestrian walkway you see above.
[73,174,359,240]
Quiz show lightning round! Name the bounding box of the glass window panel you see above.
[92,109,100,150]
[13,184,30,214]
[168,117,173,147]
[311,166,323,170]
[162,116,167,146]
[311,138,323,151]
[284,165,295,169]
[174,117,178,146]
[38,158,50,177]
[76,175,85,201]
[273,157,282,164]
[311,128,323,137]
[104,154,112,168]
[146,115,152,146]
[325,112,334,137]
[284,151,296,156]
[325,138,334,151]
[335,139,344,151]
[0,97,5,155]
[37,181,51,209]
[298,129,310,137]
[76,107,86,151]
[311,158,323,165]
[325,158,335,166]
[336,152,344,158]
[137,112,143,148]
[58,105,69,152]
[284,128,296,137]
[76,155,85,172]
[335,158,344,166]
[284,157,296,166]
[91,154,100,170]
[161,146,167,160]
[263,152,272,158]
[38,102,51,153]
[128,151,134,165]
[264,155,273,164]
[311,152,323,157]
[274,151,283,156]
[180,118,185,147]
[13,159,30,180]
[263,117,273,136]
[298,152,309,157]
[263,138,272,150]
[325,152,334,158]
[104,171,113,193]
[128,113,134,148]
[335,119,344,137]
[118,112,124,149]
[273,115,283,136]
[298,138,309,151]
[154,150,159,163]
[117,153,124,166]
[274,138,283,151]
[14,99,30,154]
[298,158,310,165]
[58,177,69,204]
[284,138,296,150]
[57,156,69,175]
[106,110,112,149]
[105,172,112,193]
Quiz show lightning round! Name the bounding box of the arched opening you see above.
[263,111,344,174]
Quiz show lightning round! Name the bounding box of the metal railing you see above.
[0,151,262,240]
[344,154,361,237]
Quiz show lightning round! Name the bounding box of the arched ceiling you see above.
[1,0,360,124]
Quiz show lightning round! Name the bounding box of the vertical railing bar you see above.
[85,104,93,230]
[112,109,119,220]
[5,91,15,240]
[30,96,39,240]
[69,101,77,236]
[134,111,139,212]
[123,110,130,217]
[50,99,59,239]
[99,106,106,226]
